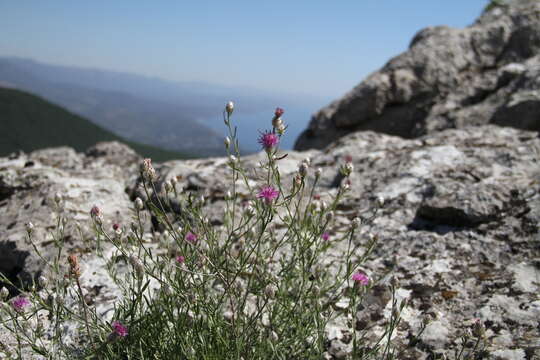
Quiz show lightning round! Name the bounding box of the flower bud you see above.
[264,284,277,299]
[272,116,283,129]
[274,107,284,118]
[325,211,334,222]
[228,155,238,166]
[225,101,234,116]
[0,287,9,300]
[90,205,103,225]
[276,124,286,135]
[298,162,309,177]
[224,136,231,149]
[54,192,62,204]
[25,222,34,235]
[472,319,485,338]
[377,196,385,207]
[340,182,350,192]
[38,276,48,287]
[164,181,172,193]
[270,331,279,342]
[141,158,156,181]
[129,255,145,278]
[135,197,144,211]
[315,167,322,178]
[351,217,361,229]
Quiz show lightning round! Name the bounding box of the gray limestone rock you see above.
[295,1,540,150]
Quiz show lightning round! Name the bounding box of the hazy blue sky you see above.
[1,1,489,98]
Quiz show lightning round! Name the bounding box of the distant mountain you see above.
[0,58,226,156]
[0,87,189,161]
[0,57,327,152]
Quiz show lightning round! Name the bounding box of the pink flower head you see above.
[274,107,284,118]
[175,255,185,264]
[258,131,279,151]
[112,321,128,337]
[185,232,198,244]
[257,185,279,204]
[351,272,369,286]
[11,296,30,312]
[344,155,353,163]
[321,232,330,241]
[90,205,101,218]
[112,223,120,231]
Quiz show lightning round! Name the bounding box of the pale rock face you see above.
[295,1,540,150]
[1,124,538,358]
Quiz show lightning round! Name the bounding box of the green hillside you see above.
[0,87,190,161]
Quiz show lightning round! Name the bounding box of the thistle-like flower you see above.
[111,321,128,338]
[351,271,369,286]
[11,296,30,312]
[258,131,279,152]
[257,186,279,205]
[141,158,156,181]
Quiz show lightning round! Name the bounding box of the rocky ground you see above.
[1,124,539,359]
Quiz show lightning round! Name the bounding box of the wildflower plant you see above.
[0,102,419,360]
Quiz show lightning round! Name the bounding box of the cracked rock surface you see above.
[0,124,539,358]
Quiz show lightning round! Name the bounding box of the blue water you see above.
[203,106,315,153]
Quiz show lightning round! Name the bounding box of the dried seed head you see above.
[68,254,81,279]
[141,158,156,181]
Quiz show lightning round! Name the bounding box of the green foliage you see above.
[0,87,190,161]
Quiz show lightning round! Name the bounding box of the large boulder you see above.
[295,0,540,150]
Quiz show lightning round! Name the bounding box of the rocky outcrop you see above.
[295,0,540,150]
[2,123,537,358]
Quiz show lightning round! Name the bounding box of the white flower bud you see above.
[135,197,144,211]
[276,124,286,135]
[25,222,34,235]
[377,196,385,207]
[270,331,279,342]
[170,176,177,186]
[228,155,238,166]
[0,287,9,300]
[315,167,322,178]
[298,162,309,177]
[224,136,231,149]
[54,192,62,204]
[341,182,350,191]
[351,217,361,229]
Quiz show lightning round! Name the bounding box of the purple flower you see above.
[90,205,101,217]
[274,107,284,118]
[176,255,185,264]
[321,232,330,241]
[351,272,369,286]
[112,321,128,337]
[258,131,279,151]
[11,296,30,312]
[185,232,198,244]
[257,186,279,204]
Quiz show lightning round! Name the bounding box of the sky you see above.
[0,1,489,98]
